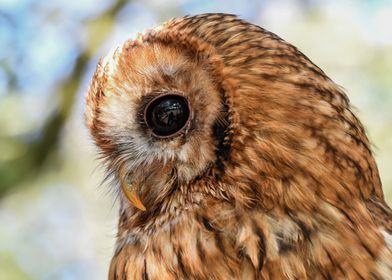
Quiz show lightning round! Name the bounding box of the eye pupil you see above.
[145,95,190,137]
[153,100,182,128]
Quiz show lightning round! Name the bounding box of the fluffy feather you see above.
[86,13,392,279]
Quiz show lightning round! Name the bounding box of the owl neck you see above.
[111,182,392,280]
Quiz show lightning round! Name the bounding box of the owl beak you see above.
[119,167,146,211]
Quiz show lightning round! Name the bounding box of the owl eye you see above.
[144,94,190,138]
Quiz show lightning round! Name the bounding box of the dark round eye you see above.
[144,94,190,138]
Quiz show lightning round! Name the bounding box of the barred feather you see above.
[85,13,392,279]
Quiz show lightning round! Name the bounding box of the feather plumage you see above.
[86,13,392,279]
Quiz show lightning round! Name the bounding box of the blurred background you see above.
[0,0,391,279]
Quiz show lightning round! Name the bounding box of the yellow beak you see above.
[119,167,146,211]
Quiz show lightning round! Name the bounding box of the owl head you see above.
[85,28,237,212]
[85,14,382,219]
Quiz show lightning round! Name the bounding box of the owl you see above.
[85,13,392,279]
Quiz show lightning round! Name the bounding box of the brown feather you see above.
[85,13,392,279]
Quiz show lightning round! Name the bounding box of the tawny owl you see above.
[85,13,392,279]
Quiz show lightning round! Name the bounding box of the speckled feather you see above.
[85,13,392,279]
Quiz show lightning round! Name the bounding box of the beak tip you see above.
[120,180,147,212]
